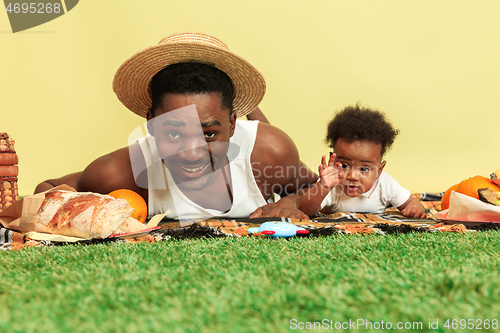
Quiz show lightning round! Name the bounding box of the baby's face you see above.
[333,138,386,197]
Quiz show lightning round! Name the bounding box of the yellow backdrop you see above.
[1,0,499,196]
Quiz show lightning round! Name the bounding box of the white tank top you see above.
[137,120,267,220]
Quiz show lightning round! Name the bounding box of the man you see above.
[35,32,317,219]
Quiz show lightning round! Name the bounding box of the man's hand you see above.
[249,195,309,220]
[319,154,343,190]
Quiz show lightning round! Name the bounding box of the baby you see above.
[299,104,426,218]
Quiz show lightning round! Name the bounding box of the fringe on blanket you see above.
[2,192,498,250]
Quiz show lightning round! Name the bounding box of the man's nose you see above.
[178,137,208,161]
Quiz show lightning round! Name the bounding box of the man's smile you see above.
[168,159,213,181]
[179,162,211,177]
[181,164,209,173]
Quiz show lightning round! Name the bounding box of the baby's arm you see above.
[397,196,426,218]
[299,154,343,216]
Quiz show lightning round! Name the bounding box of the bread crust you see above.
[36,190,134,238]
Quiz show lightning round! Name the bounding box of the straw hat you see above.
[113,32,266,118]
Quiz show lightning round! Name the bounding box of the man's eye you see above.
[204,132,216,139]
[166,131,180,139]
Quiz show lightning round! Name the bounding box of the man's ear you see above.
[146,109,155,136]
[229,111,237,137]
[378,160,387,177]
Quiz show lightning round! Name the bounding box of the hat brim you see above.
[113,42,266,118]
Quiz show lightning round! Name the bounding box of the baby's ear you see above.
[378,161,387,176]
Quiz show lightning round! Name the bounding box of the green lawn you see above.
[1,232,500,333]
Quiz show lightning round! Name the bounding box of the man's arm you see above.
[249,122,318,219]
[77,143,147,198]
[298,182,331,217]
[34,171,82,194]
[246,107,270,123]
[34,143,148,202]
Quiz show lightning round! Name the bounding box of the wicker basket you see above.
[0,133,19,212]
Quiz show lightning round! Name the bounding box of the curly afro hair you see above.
[325,104,400,157]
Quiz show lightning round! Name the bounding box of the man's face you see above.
[148,93,236,191]
[333,138,386,197]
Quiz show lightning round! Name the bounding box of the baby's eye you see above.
[360,166,371,173]
[341,163,349,169]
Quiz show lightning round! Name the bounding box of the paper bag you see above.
[446,191,500,222]
[0,184,76,233]
[0,185,154,238]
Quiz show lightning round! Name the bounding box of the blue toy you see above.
[247,222,310,238]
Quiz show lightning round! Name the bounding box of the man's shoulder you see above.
[253,122,297,156]
[231,119,258,139]
[250,122,302,188]
[77,144,144,194]
[232,120,296,162]
[232,120,291,149]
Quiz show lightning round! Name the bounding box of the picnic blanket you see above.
[1,193,496,250]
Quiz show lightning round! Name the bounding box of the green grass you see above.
[1,232,500,333]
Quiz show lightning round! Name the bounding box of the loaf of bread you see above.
[112,216,150,235]
[35,190,135,239]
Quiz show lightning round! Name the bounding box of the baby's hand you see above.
[318,154,343,190]
[399,197,427,218]
[401,206,426,219]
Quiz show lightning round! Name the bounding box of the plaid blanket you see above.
[1,193,495,250]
